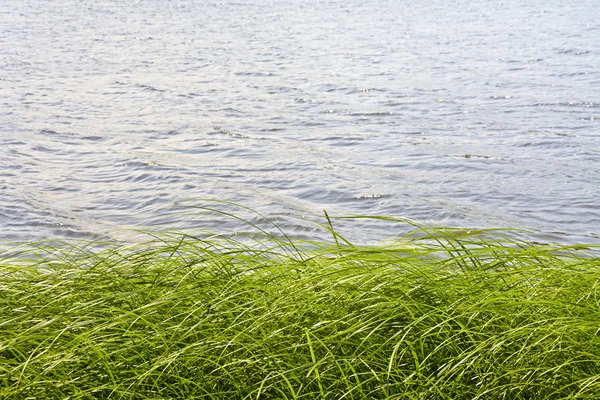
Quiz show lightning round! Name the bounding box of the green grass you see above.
[1,211,599,399]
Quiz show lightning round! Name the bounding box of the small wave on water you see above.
[0,0,599,244]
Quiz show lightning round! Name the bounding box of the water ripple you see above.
[0,0,598,244]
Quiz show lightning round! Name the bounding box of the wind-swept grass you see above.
[0,212,599,399]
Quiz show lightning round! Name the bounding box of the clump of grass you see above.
[0,212,599,399]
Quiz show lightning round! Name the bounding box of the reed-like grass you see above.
[1,212,599,399]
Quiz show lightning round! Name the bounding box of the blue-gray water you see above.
[1,0,599,243]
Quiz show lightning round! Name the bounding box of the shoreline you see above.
[1,219,599,398]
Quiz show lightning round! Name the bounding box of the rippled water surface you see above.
[1,0,599,243]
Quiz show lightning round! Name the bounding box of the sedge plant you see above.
[0,208,599,399]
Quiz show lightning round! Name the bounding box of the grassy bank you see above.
[1,215,599,399]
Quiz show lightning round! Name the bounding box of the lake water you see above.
[1,0,599,244]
